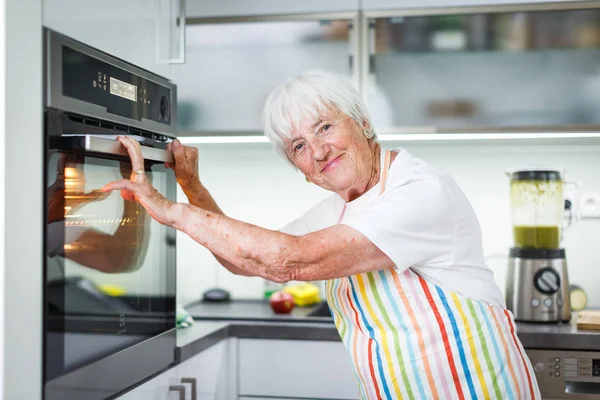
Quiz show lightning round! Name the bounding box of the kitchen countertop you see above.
[175,300,600,364]
[176,320,340,363]
[186,299,332,323]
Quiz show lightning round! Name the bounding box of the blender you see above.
[505,169,573,323]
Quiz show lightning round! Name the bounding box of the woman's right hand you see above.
[166,139,201,194]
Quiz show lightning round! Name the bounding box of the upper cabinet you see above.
[52,0,600,136]
[174,16,356,133]
[365,4,600,133]
[362,0,580,12]
[186,0,359,19]
[43,0,186,80]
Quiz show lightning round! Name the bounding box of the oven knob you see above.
[534,268,561,295]
[534,362,545,372]
[159,95,170,121]
[531,298,540,308]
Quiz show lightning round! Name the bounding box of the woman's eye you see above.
[321,124,332,132]
[294,143,304,152]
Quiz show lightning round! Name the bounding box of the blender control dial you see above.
[534,268,561,295]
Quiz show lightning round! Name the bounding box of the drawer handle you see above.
[181,377,197,400]
[168,384,185,400]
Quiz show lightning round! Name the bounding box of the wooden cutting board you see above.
[577,310,600,331]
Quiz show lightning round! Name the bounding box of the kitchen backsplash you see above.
[177,140,600,307]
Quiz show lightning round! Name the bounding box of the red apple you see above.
[269,291,295,314]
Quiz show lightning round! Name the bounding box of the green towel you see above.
[176,304,194,328]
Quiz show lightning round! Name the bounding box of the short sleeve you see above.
[279,195,344,236]
[342,178,455,272]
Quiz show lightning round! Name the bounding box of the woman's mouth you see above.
[321,155,343,173]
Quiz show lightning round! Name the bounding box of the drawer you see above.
[238,339,359,399]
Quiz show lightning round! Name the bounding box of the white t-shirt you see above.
[281,146,505,308]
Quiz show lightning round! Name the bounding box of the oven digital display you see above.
[593,359,600,377]
[109,77,137,102]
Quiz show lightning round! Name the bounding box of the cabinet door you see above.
[239,397,298,400]
[175,18,354,133]
[175,338,237,400]
[362,0,576,11]
[365,6,600,133]
[186,0,359,18]
[238,339,359,400]
[43,0,183,79]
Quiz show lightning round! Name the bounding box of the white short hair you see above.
[262,70,376,167]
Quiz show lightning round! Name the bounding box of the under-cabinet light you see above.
[177,132,600,144]
[178,136,269,144]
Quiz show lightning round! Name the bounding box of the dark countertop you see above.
[176,320,340,363]
[175,300,600,364]
[186,299,333,323]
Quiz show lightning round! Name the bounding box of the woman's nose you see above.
[310,138,330,161]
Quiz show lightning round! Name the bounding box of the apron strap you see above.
[379,149,392,195]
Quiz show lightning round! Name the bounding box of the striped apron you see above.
[326,150,540,400]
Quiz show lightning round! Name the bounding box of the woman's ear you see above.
[362,119,370,131]
[361,120,373,139]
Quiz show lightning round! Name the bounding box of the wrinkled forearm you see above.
[170,203,298,282]
[167,205,393,283]
[181,184,252,274]
[183,184,223,215]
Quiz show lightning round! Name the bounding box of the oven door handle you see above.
[50,135,174,163]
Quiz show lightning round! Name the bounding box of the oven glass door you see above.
[44,138,176,383]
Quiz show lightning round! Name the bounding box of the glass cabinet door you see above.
[366,6,600,133]
[175,17,355,133]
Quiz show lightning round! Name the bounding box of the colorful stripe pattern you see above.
[326,149,540,399]
[326,269,541,400]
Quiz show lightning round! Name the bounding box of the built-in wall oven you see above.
[43,28,177,399]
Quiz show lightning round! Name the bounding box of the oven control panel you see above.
[61,46,173,126]
[526,349,600,399]
[45,28,177,137]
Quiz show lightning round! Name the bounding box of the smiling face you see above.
[284,108,379,201]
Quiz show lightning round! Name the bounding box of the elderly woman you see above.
[102,71,540,400]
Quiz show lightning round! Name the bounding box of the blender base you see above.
[505,247,571,323]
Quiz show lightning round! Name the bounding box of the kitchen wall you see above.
[177,140,600,307]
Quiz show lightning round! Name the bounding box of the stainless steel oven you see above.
[43,28,177,400]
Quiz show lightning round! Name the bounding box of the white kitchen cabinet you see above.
[186,0,359,19]
[238,339,359,400]
[43,0,184,80]
[117,338,236,400]
[239,398,298,400]
[362,0,577,12]
[176,338,238,400]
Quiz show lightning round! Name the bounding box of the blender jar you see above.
[508,169,565,249]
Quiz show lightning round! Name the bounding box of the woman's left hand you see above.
[101,136,179,227]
